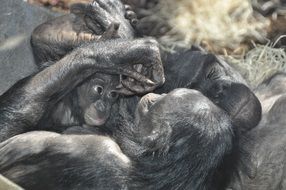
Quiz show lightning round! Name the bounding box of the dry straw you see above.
[154,0,286,87]
[157,0,270,55]
[226,36,286,88]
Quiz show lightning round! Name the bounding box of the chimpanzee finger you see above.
[119,69,155,86]
[125,10,137,20]
[84,16,105,35]
[121,78,157,94]
[70,3,89,15]
[95,0,110,11]
[116,87,135,96]
[121,79,142,94]
[99,22,120,40]
[115,75,137,96]
[124,4,132,11]
[150,59,165,87]
[100,66,155,86]
[71,2,109,33]
[76,32,99,43]
[131,19,138,26]
[117,70,156,94]
[95,0,123,13]
[87,1,113,31]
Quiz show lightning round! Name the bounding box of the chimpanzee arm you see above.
[0,38,164,142]
[31,0,136,65]
[0,131,130,190]
[159,49,261,133]
[188,55,262,133]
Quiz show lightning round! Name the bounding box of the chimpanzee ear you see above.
[70,3,89,16]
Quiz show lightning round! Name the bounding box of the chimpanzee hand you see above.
[0,38,164,142]
[77,38,165,95]
[31,0,136,64]
[71,0,135,39]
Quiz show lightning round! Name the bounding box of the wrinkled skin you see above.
[0,89,234,190]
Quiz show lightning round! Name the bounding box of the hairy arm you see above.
[0,38,164,142]
[31,0,136,65]
[188,54,262,133]
[159,49,261,133]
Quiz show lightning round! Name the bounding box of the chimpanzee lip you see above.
[85,114,106,126]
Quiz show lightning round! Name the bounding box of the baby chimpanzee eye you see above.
[94,85,103,95]
[109,91,118,99]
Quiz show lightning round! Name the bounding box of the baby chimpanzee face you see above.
[77,73,120,126]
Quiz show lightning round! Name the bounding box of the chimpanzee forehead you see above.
[152,88,216,113]
[85,73,120,85]
[167,88,206,102]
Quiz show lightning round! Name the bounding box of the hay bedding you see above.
[28,0,286,86]
[227,41,286,88]
[123,0,286,87]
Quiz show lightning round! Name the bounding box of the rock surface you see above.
[0,0,58,94]
[0,175,23,190]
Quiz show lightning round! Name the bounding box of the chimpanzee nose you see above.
[94,100,106,113]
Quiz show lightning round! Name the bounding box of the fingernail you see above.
[146,79,155,85]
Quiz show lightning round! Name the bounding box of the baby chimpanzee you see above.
[48,73,120,130]
[31,0,138,131]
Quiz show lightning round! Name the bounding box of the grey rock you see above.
[0,175,23,190]
[0,0,59,94]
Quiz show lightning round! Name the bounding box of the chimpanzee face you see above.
[77,73,120,126]
[135,88,208,129]
[135,88,231,143]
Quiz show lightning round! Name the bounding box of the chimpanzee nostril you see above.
[94,100,106,113]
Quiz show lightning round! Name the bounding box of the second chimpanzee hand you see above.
[31,0,136,64]
[76,38,165,95]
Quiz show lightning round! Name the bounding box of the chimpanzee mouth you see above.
[85,114,107,126]
[137,93,166,115]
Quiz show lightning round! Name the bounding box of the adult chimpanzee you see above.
[0,0,262,189]
[0,87,234,190]
[30,1,140,130]
[0,37,164,142]
[226,73,286,190]
[30,0,262,134]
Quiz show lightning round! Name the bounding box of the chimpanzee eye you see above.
[109,91,118,99]
[94,85,103,95]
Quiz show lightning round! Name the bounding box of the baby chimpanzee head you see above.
[77,73,120,126]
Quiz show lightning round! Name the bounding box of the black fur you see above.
[0,0,263,189]
[0,89,234,190]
